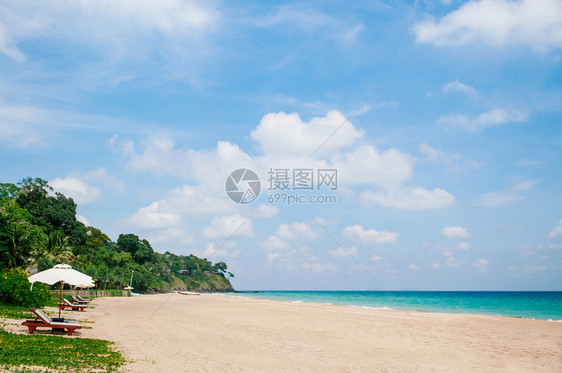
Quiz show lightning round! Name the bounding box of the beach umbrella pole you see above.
[59,281,63,318]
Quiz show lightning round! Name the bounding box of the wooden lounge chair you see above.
[22,308,82,336]
[76,295,91,302]
[58,298,87,311]
[72,295,90,304]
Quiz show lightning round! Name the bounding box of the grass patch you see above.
[0,330,125,372]
[0,301,33,320]
[46,293,62,308]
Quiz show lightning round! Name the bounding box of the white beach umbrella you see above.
[74,280,95,290]
[28,264,94,317]
[76,281,95,289]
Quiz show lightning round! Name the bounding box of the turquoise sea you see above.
[231,291,562,321]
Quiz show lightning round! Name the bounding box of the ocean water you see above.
[230,291,562,321]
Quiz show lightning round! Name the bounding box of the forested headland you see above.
[0,177,234,293]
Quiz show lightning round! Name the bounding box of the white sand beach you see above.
[62,293,562,372]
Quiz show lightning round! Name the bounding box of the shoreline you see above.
[80,293,561,372]
[222,292,561,322]
[222,291,562,322]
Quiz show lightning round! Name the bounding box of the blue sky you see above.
[1,0,561,290]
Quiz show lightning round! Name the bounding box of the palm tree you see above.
[0,198,44,268]
[6,223,32,268]
[38,230,74,264]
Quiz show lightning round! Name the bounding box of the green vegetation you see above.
[0,300,32,320]
[0,177,234,296]
[0,269,51,308]
[78,289,129,297]
[0,179,136,373]
[0,330,125,372]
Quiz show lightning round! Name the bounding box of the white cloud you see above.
[118,134,188,176]
[144,185,235,216]
[251,110,364,157]
[146,228,193,246]
[442,226,470,238]
[508,265,547,274]
[276,222,316,240]
[373,101,399,110]
[457,242,471,250]
[43,169,124,210]
[474,180,537,207]
[258,4,364,46]
[76,215,90,226]
[255,204,279,218]
[442,79,478,96]
[128,201,182,229]
[473,259,490,273]
[444,256,464,268]
[360,187,456,210]
[258,236,290,251]
[0,98,158,150]
[114,134,254,192]
[0,22,25,62]
[267,253,280,262]
[202,214,254,240]
[201,242,229,259]
[413,0,562,52]
[49,177,102,204]
[117,103,458,250]
[334,23,365,44]
[275,224,293,240]
[422,242,470,269]
[0,0,219,61]
[343,224,398,244]
[517,158,544,167]
[419,144,459,166]
[117,110,455,218]
[419,144,480,172]
[84,168,125,192]
[258,4,336,32]
[474,191,522,207]
[333,145,414,188]
[408,264,420,271]
[370,254,383,262]
[422,241,471,255]
[548,220,562,238]
[512,180,538,191]
[0,100,95,148]
[263,245,320,271]
[301,262,338,273]
[125,185,236,242]
[438,109,527,132]
[111,133,256,199]
[328,246,358,257]
[311,216,336,226]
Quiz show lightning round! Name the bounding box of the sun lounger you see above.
[72,295,90,304]
[22,308,82,336]
[58,298,87,311]
[76,295,91,302]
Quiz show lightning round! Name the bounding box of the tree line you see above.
[0,178,234,292]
